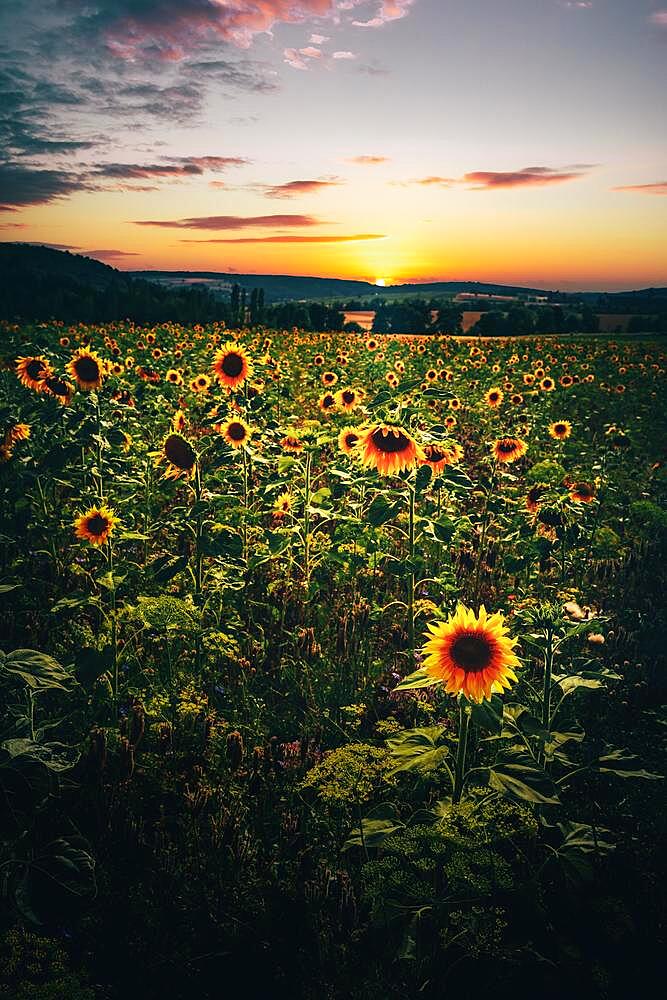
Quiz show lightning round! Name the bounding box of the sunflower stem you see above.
[539,627,554,766]
[303,451,312,587]
[408,483,416,652]
[453,698,471,805]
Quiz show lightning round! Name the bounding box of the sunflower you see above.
[548,420,572,440]
[158,433,197,480]
[338,426,360,455]
[73,505,119,547]
[211,343,252,389]
[444,415,457,429]
[16,355,53,392]
[190,373,211,393]
[560,374,573,387]
[449,398,461,410]
[272,491,294,518]
[319,392,337,414]
[422,605,519,703]
[420,444,455,473]
[165,368,183,386]
[569,481,596,503]
[510,393,524,405]
[523,373,535,386]
[366,338,379,351]
[492,437,528,463]
[221,417,252,448]
[43,376,75,406]
[485,387,504,408]
[67,349,105,390]
[357,424,424,476]
[526,483,547,514]
[172,409,187,434]
[4,423,30,445]
[335,387,361,413]
[278,433,303,455]
[321,371,338,387]
[540,377,555,391]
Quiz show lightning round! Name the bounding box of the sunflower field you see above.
[1,320,666,999]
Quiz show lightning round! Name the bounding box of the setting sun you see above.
[375,278,387,287]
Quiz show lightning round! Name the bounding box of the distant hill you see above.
[0,244,225,323]
[130,270,557,303]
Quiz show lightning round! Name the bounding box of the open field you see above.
[1,323,666,999]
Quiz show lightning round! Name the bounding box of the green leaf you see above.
[343,803,405,850]
[1,739,80,773]
[367,495,403,527]
[386,727,451,777]
[594,749,662,780]
[471,696,503,734]
[394,668,439,691]
[414,464,432,494]
[489,761,560,805]
[148,554,188,584]
[0,650,70,691]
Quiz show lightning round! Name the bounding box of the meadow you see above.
[1,321,666,999]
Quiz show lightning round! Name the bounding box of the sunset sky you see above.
[1,0,666,290]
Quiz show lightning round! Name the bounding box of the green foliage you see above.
[299,742,397,808]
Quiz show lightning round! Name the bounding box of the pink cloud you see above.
[462,166,589,189]
[180,233,386,243]
[133,213,325,229]
[347,154,390,164]
[333,50,357,59]
[612,181,667,195]
[263,178,342,197]
[103,1,417,62]
[649,10,667,26]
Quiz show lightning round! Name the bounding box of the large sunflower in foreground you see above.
[357,424,424,476]
[16,355,53,392]
[422,605,520,703]
[492,437,528,464]
[220,417,252,448]
[211,343,252,389]
[74,505,119,547]
[157,433,197,480]
[67,349,105,390]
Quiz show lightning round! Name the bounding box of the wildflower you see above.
[211,342,252,389]
[67,349,105,390]
[492,437,528,463]
[357,424,424,476]
[74,505,119,546]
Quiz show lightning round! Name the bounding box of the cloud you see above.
[133,214,325,229]
[93,155,249,181]
[263,179,342,197]
[462,166,590,189]
[612,181,667,195]
[310,34,330,44]
[403,176,457,187]
[347,154,390,164]
[649,10,667,27]
[333,50,357,59]
[353,0,415,28]
[179,233,387,243]
[357,61,389,75]
[284,45,322,70]
[86,249,142,262]
[0,163,89,211]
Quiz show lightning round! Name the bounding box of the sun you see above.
[374,278,386,287]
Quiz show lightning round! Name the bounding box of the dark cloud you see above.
[85,249,142,262]
[0,163,89,211]
[93,155,249,181]
[179,233,386,243]
[133,214,324,229]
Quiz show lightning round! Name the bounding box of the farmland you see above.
[1,322,666,999]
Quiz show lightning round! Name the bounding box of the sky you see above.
[1,0,666,291]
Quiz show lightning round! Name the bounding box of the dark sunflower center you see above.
[345,433,359,448]
[575,483,593,498]
[26,359,46,379]
[371,428,410,453]
[86,513,109,536]
[228,422,246,441]
[498,439,517,454]
[425,446,446,462]
[46,377,68,396]
[322,395,335,407]
[164,434,196,469]
[74,356,100,382]
[342,390,355,404]
[555,424,566,434]
[222,352,244,377]
[450,633,493,672]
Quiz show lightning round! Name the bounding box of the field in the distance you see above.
[1,322,666,1000]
